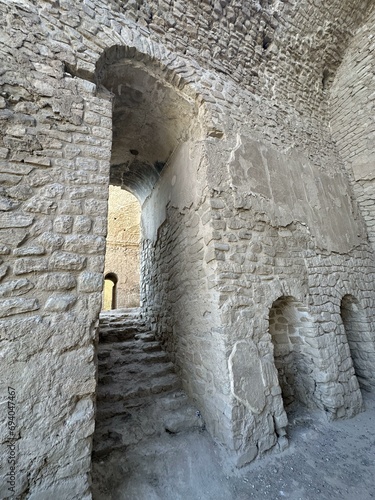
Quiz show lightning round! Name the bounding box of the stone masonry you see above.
[0,0,374,498]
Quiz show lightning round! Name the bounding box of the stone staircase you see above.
[92,309,205,461]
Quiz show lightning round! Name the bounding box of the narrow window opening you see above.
[103,272,118,310]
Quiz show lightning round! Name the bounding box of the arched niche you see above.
[340,294,374,392]
[269,296,317,411]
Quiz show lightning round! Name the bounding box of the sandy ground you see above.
[93,391,375,500]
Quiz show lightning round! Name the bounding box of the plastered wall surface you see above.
[0,0,374,497]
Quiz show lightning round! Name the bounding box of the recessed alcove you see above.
[269,296,316,411]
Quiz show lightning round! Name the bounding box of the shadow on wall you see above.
[103,272,118,310]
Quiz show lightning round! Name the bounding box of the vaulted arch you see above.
[95,46,206,204]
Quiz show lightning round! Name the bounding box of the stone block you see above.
[78,271,103,292]
[229,340,266,414]
[0,279,34,297]
[68,187,94,200]
[49,252,86,271]
[277,436,289,451]
[74,216,92,233]
[0,196,19,211]
[63,235,105,254]
[0,172,21,186]
[60,200,83,215]
[0,244,10,255]
[6,184,33,201]
[28,171,53,187]
[273,410,288,430]
[13,258,48,275]
[38,232,65,251]
[258,432,277,454]
[45,294,77,312]
[40,183,65,199]
[13,245,45,256]
[84,199,108,216]
[236,446,258,468]
[54,216,74,234]
[0,264,8,281]
[0,213,33,228]
[24,197,57,215]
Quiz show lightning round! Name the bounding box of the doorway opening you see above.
[102,186,141,310]
[269,296,316,412]
[340,294,373,392]
[92,47,210,495]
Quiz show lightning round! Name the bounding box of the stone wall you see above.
[141,141,233,448]
[0,3,112,495]
[0,0,374,496]
[330,8,375,250]
[103,186,140,309]
[210,186,375,461]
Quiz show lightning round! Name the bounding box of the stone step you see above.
[134,332,156,342]
[141,341,163,353]
[97,347,171,369]
[97,373,181,403]
[98,361,175,384]
[93,395,205,458]
[99,319,146,329]
[99,327,144,343]
[95,391,189,420]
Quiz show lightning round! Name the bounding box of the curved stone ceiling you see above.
[98,60,200,204]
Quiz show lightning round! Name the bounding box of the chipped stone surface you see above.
[0,279,34,297]
[229,341,266,415]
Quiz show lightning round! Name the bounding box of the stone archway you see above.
[269,296,317,411]
[95,46,205,205]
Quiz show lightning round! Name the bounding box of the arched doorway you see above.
[269,296,317,411]
[340,294,374,392]
[103,272,118,310]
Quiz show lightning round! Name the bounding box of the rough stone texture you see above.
[330,8,375,251]
[103,186,140,309]
[0,0,374,498]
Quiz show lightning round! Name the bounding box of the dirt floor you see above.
[93,391,375,500]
